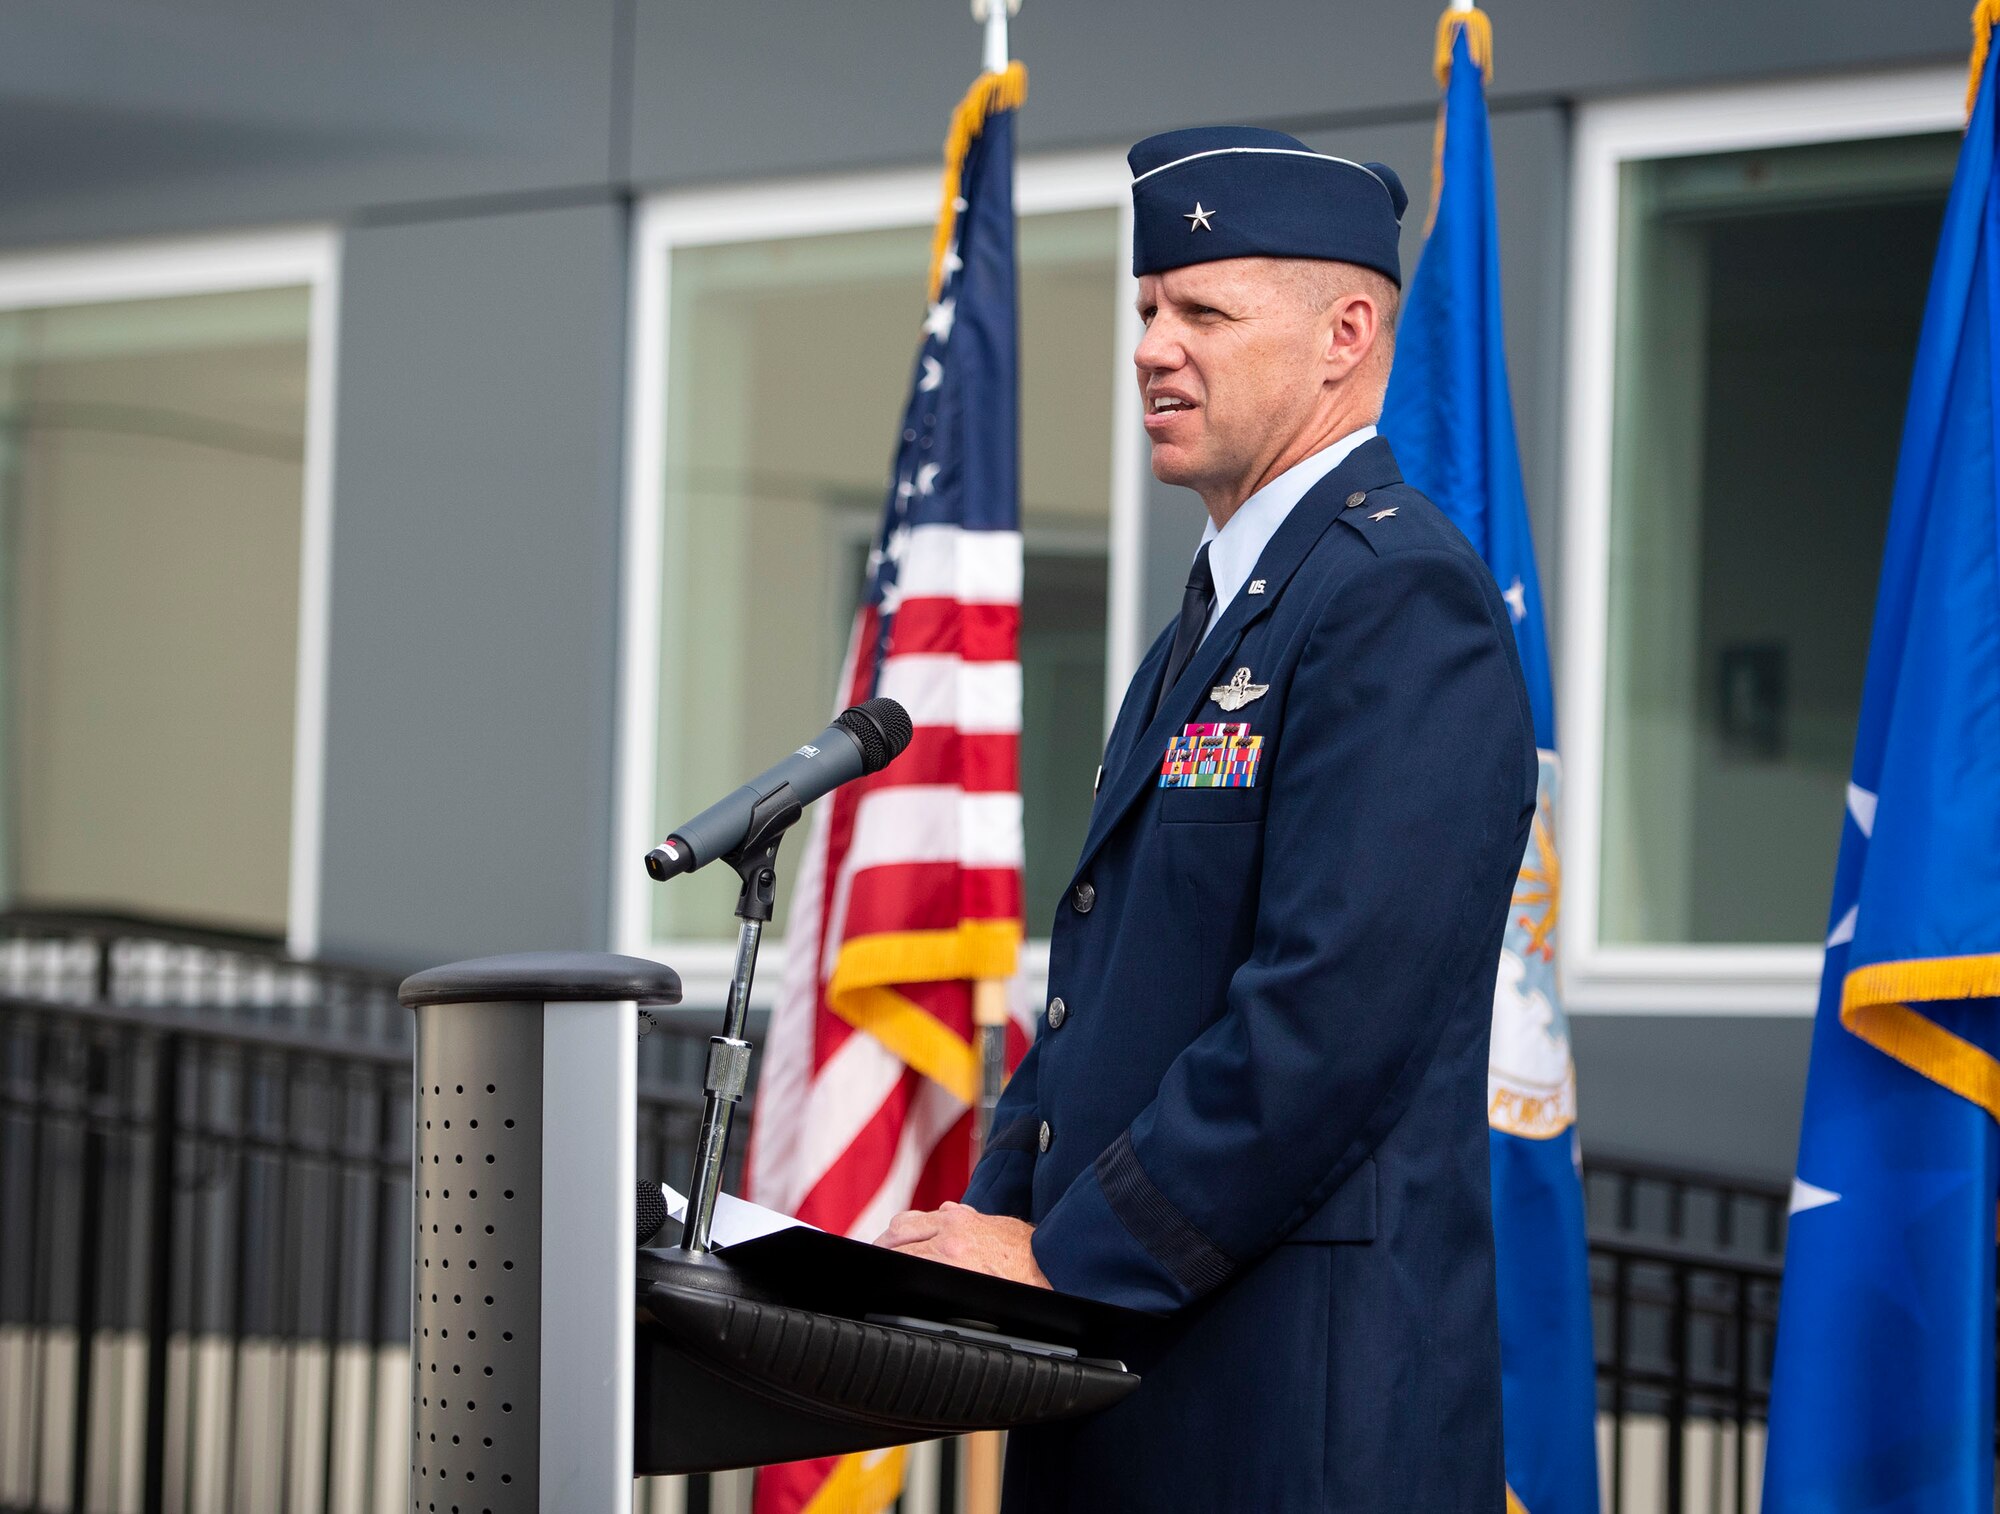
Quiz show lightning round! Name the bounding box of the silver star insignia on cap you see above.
[1211,666,1269,711]
[1185,202,1215,232]
[1370,507,1399,522]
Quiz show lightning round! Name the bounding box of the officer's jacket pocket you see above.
[1158,785,1269,824]
[1283,1159,1378,1245]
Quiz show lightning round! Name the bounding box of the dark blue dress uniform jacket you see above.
[963,437,1535,1513]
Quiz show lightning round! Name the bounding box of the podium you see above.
[399,951,1147,1511]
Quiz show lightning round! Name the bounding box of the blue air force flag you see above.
[1762,23,2000,1512]
[1380,11,1599,1514]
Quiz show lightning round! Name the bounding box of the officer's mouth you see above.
[1143,392,1200,434]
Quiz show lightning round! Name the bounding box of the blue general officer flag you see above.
[1763,18,2000,1511]
[1380,10,1598,1514]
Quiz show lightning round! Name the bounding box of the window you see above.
[0,236,337,947]
[1564,70,1963,1010]
[619,163,1138,999]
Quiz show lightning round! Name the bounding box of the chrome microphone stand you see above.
[677,794,798,1254]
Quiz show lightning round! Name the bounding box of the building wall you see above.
[0,0,1952,1181]
[317,201,628,966]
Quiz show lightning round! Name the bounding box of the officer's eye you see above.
[1137,304,1157,325]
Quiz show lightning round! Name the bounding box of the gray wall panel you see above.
[630,0,1963,188]
[1572,1014,1813,1182]
[1489,105,1570,654]
[0,0,621,249]
[317,202,627,969]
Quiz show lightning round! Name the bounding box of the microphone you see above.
[645,697,913,881]
[637,1179,670,1245]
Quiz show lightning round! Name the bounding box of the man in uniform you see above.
[878,126,1534,1513]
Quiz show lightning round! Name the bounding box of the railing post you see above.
[1666,1262,1688,1514]
[1610,1253,1628,1514]
[1732,1269,1750,1514]
[69,1036,108,1514]
[142,1033,182,1514]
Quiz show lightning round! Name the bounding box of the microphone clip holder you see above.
[678,785,803,1254]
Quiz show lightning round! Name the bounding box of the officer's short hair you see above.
[1284,259,1400,335]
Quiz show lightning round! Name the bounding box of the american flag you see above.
[748,61,1032,1514]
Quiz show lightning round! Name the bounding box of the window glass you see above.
[1600,133,1957,945]
[0,287,311,934]
[652,209,1120,945]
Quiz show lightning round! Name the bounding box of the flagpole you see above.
[962,13,1018,1514]
[973,0,1018,75]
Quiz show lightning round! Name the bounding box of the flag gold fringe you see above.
[827,921,1024,1103]
[1425,6,1494,237]
[929,62,1029,301]
[1971,0,2000,117]
[1505,1486,1531,1514]
[1841,953,2000,1121]
[797,1446,908,1514]
[1434,5,1493,88]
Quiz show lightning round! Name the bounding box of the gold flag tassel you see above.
[928,61,1029,301]
[1970,0,2000,116]
[1433,3,1493,86]
[1425,5,1495,236]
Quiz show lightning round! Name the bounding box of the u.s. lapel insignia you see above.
[1247,578,1267,595]
[1211,666,1269,712]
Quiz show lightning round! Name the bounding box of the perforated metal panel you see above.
[411,1000,542,1513]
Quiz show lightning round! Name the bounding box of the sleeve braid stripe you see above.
[1096,1131,1237,1294]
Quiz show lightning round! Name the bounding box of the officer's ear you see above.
[1319,286,1381,385]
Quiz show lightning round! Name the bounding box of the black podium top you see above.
[398,951,683,1008]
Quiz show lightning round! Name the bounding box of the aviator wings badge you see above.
[1211,666,1269,712]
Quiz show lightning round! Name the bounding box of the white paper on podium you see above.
[661,1183,821,1249]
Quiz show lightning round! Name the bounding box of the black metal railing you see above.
[1585,1157,1786,1514]
[2,910,1829,1514]
[0,911,727,1514]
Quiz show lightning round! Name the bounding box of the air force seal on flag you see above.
[1487,751,1577,1139]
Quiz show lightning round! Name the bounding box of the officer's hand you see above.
[874,1202,1051,1289]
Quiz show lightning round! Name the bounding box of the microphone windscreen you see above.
[636,1180,669,1245]
[837,697,913,773]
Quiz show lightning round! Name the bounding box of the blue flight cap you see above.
[1128,126,1408,286]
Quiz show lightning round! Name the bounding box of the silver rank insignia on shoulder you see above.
[1211,666,1269,711]
[1247,578,1267,595]
[1370,507,1398,522]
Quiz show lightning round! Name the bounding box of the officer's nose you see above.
[1134,316,1185,380]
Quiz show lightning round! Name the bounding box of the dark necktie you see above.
[1155,542,1216,717]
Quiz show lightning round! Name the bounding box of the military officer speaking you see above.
[878,126,1535,1512]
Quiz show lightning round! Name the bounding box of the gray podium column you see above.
[399,953,682,1514]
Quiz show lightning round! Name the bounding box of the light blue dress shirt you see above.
[1197,424,1377,643]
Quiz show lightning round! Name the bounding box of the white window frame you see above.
[1560,67,1962,1014]
[0,227,341,959]
[614,150,1142,1006]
